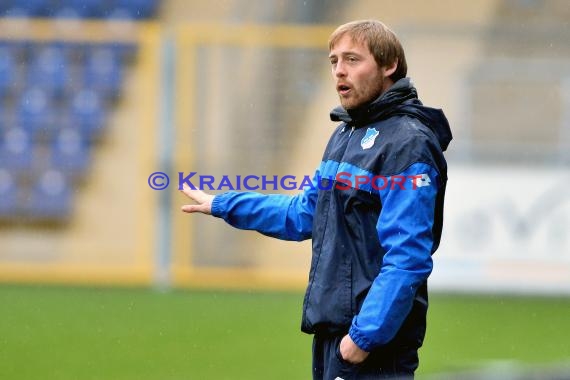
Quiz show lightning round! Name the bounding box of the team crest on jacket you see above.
[361,128,379,149]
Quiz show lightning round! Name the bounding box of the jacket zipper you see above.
[302,123,355,330]
[348,125,355,137]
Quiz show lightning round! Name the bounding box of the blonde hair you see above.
[329,20,407,82]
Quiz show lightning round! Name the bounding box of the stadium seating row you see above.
[0,167,73,221]
[0,42,135,98]
[0,0,159,19]
[1,88,109,139]
[1,127,91,174]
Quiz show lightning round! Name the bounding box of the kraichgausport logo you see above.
[412,173,431,188]
[148,172,432,192]
[360,128,379,149]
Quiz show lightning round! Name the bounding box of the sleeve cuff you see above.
[349,323,375,353]
[210,194,226,218]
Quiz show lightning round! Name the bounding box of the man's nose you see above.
[334,61,347,77]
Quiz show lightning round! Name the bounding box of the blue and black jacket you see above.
[211,78,452,352]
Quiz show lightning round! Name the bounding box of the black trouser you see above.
[312,333,418,380]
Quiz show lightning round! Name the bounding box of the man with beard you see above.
[180,20,452,380]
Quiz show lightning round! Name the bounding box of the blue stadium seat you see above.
[16,87,57,139]
[49,128,91,177]
[26,169,73,221]
[0,168,19,218]
[1,40,29,71]
[26,44,73,97]
[82,45,124,98]
[68,88,107,140]
[109,0,159,19]
[0,127,34,172]
[54,0,106,19]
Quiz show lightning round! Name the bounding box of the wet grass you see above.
[1,285,569,379]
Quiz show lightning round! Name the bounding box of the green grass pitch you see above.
[1,285,569,379]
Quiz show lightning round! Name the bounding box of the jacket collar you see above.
[330,78,418,127]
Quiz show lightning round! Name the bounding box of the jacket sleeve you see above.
[210,170,320,242]
[348,162,439,351]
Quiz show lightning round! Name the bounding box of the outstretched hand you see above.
[180,184,214,215]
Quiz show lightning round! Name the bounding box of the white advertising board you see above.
[431,164,570,294]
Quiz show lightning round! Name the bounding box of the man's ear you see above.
[383,59,398,79]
